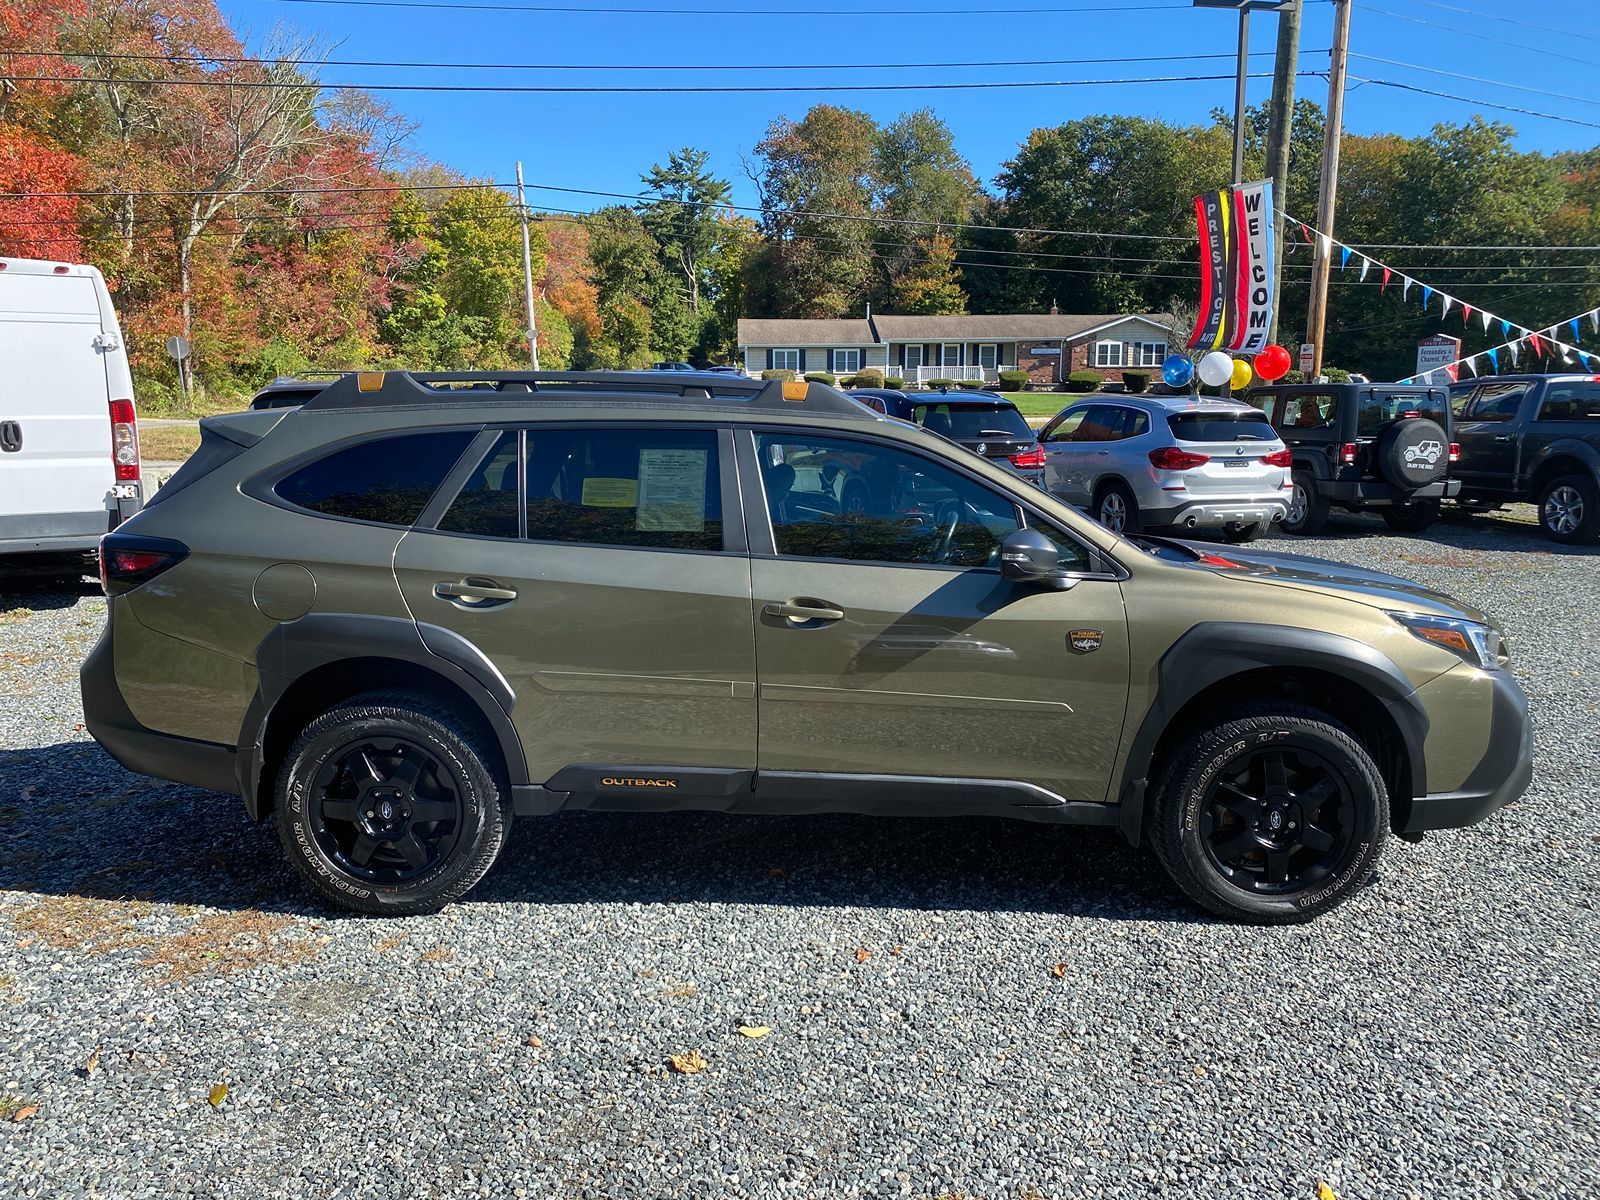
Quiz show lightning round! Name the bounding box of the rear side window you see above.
[1168,411,1276,442]
[524,427,723,552]
[1357,390,1449,436]
[438,431,519,538]
[1536,383,1600,422]
[1260,392,1338,430]
[275,431,473,526]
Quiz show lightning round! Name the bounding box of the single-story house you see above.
[737,309,1176,387]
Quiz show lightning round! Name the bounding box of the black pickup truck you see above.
[1449,374,1600,544]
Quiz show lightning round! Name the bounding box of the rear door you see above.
[392,423,757,788]
[1163,408,1286,498]
[0,269,114,531]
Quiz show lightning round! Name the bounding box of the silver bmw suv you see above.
[1039,395,1292,543]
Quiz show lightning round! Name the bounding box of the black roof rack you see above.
[300,369,872,418]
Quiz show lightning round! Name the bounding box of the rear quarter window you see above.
[274,431,474,526]
[1536,383,1600,422]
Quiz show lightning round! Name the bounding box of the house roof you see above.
[872,313,1172,342]
[738,313,1174,346]
[737,318,876,345]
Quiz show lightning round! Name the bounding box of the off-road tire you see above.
[1381,500,1440,532]
[1094,481,1142,536]
[1537,473,1600,545]
[275,690,511,916]
[1282,471,1329,535]
[1149,704,1389,923]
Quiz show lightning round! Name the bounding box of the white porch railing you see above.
[897,365,1000,384]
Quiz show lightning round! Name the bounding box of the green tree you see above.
[639,147,731,318]
[871,109,978,305]
[892,234,967,315]
[586,206,663,368]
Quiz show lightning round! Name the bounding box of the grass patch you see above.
[1009,393,1072,418]
[140,424,201,463]
[12,894,154,954]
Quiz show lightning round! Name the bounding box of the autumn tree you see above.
[892,234,967,315]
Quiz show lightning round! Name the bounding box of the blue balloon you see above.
[1162,354,1195,388]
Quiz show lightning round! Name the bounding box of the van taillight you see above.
[109,399,140,482]
[98,533,188,596]
[1338,442,1358,466]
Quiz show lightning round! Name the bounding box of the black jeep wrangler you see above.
[1447,374,1600,544]
[1246,383,1459,534]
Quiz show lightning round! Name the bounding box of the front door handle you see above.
[434,578,518,607]
[1493,435,1514,442]
[764,599,845,623]
[0,421,20,453]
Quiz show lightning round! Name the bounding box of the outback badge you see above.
[1067,629,1104,654]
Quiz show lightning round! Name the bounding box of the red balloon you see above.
[1256,344,1292,381]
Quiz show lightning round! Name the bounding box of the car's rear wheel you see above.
[1094,482,1141,535]
[1282,471,1328,535]
[1538,473,1600,544]
[1149,705,1388,923]
[1380,499,1440,532]
[275,690,511,916]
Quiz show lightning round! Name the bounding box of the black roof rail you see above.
[299,369,872,418]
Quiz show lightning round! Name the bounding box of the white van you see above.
[0,257,142,561]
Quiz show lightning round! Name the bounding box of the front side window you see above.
[1536,383,1600,422]
[1459,384,1527,424]
[832,348,861,375]
[771,348,801,374]
[275,431,473,526]
[523,427,723,552]
[1040,409,1088,443]
[757,433,1020,569]
[1135,341,1167,367]
[1093,341,1125,368]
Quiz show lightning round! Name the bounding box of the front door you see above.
[1453,382,1532,493]
[742,429,1129,803]
[1038,407,1090,501]
[393,424,756,786]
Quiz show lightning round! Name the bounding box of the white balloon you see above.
[1197,351,1234,387]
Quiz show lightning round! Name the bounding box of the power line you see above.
[6,68,1309,94]
[1348,75,1600,132]
[255,0,1272,15]
[1347,52,1600,109]
[1360,4,1600,70]
[1389,0,1600,47]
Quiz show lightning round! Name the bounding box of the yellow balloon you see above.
[1230,358,1254,389]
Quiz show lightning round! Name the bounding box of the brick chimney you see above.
[1049,298,1059,315]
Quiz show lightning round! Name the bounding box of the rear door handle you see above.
[434,578,518,607]
[764,599,845,623]
[0,421,20,453]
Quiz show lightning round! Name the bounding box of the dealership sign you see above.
[1188,179,1276,355]
[1416,334,1462,382]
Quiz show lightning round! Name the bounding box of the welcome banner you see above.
[1187,179,1275,354]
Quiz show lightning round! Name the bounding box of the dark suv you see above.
[1246,383,1461,534]
[1447,374,1600,544]
[847,389,1045,486]
[82,370,1530,923]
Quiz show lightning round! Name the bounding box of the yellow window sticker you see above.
[581,477,639,508]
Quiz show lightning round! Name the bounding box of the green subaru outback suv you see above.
[81,371,1532,922]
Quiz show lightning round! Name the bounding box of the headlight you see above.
[1391,612,1504,670]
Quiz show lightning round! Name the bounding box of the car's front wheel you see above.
[1149,705,1389,923]
[275,690,511,916]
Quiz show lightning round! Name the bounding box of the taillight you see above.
[109,398,139,482]
[1148,447,1211,471]
[1449,442,1461,462]
[1008,445,1047,469]
[98,533,188,596]
[1262,448,1294,468]
[1338,442,1358,466]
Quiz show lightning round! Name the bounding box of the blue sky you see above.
[221,0,1600,209]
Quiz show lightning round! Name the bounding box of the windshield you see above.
[1166,411,1276,442]
[913,403,1033,440]
[1357,389,1449,436]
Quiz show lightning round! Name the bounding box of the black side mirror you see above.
[1000,528,1078,591]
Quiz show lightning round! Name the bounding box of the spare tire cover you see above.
[1376,418,1449,488]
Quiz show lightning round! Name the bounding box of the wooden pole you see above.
[1307,0,1352,380]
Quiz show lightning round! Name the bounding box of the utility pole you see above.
[1231,9,1250,184]
[1263,0,1302,345]
[1306,0,1352,380]
[515,161,540,370]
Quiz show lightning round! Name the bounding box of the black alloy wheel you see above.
[1198,745,1356,896]
[307,737,464,883]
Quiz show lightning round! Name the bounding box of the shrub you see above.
[997,369,1029,392]
[926,377,957,390]
[883,376,904,389]
[846,367,884,389]
[1323,366,1353,383]
[1065,369,1104,393]
[956,379,985,390]
[1121,370,1150,394]
[760,369,795,381]
[804,371,836,386]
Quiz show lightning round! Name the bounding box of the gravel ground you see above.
[2,506,1597,1200]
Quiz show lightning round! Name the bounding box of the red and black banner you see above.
[1188,180,1276,354]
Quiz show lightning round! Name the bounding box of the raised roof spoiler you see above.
[300,369,871,418]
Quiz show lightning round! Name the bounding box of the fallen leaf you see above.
[84,1045,102,1077]
[12,1105,38,1123]
[15,938,33,951]
[1193,1065,1207,1077]
[1316,1183,1339,1200]
[525,1035,543,1048]
[208,1083,228,1107]
[73,723,85,732]
[736,1025,771,1039]
[1049,963,1068,979]
[668,1050,708,1075]
[854,947,871,963]
[891,946,904,956]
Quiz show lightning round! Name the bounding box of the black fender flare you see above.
[235,613,527,819]
[1115,621,1429,843]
